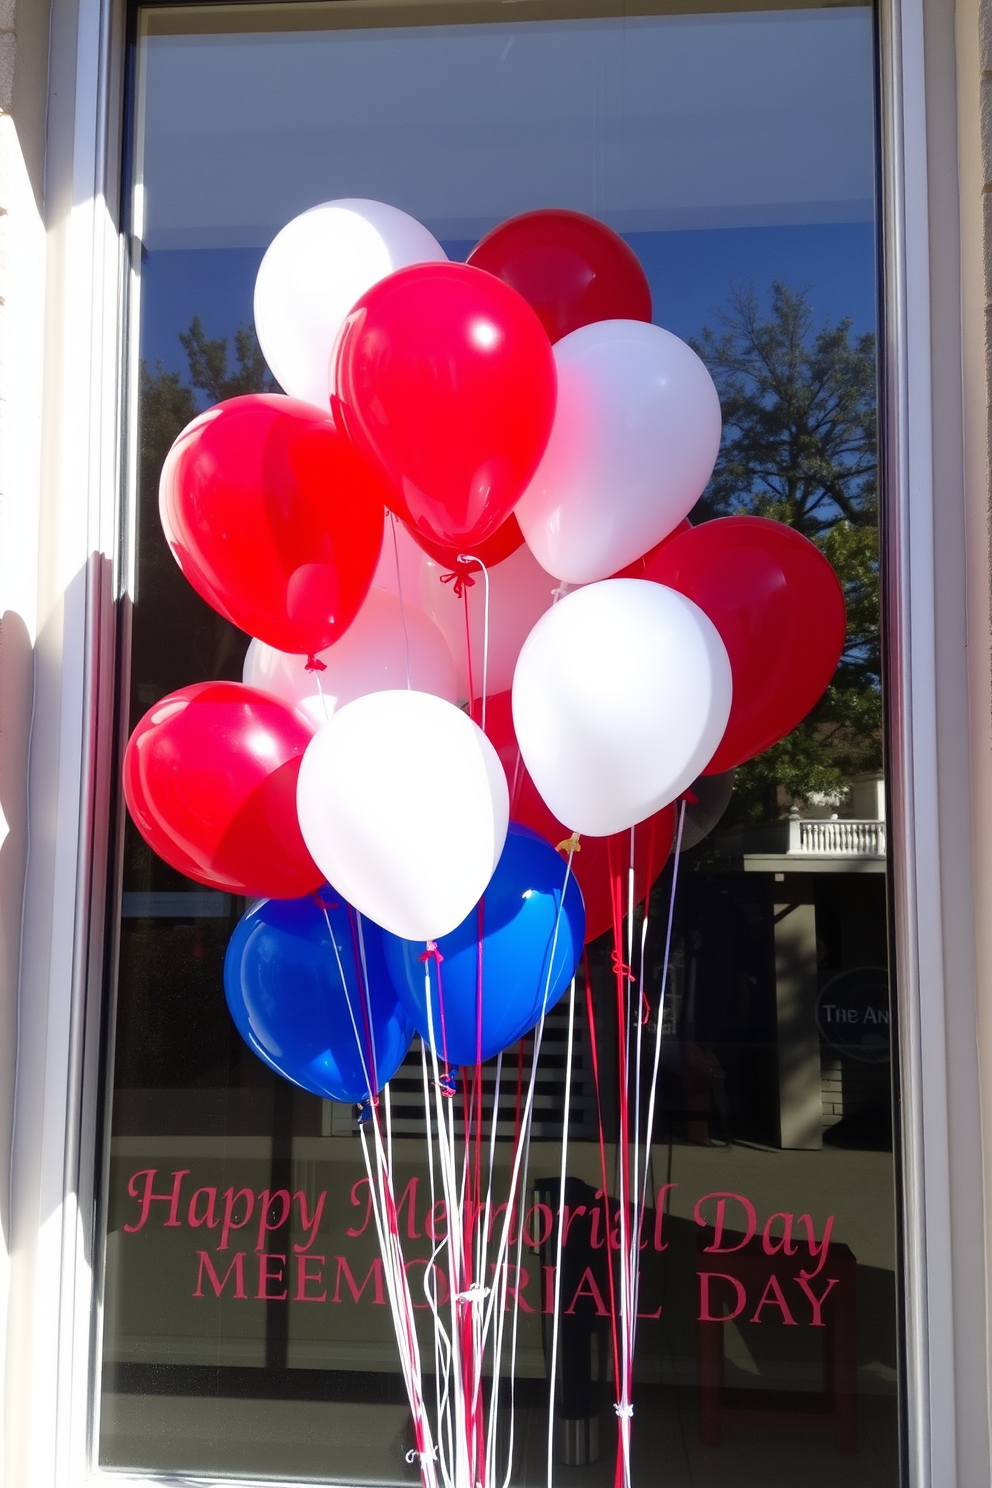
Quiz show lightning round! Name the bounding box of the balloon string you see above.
[317,901,377,1104]
[482,1054,505,1488]
[418,847,577,1488]
[637,798,686,1227]
[420,989,464,1485]
[457,554,490,733]
[482,852,577,1488]
[353,909,380,1107]
[315,671,329,722]
[614,800,689,1488]
[472,900,485,1365]
[420,942,454,1089]
[462,588,476,724]
[606,836,633,1488]
[479,847,575,1358]
[625,821,646,1488]
[546,975,577,1488]
[360,1112,438,1488]
[582,951,623,1416]
[389,512,413,691]
[346,852,576,1488]
[419,1038,454,1487]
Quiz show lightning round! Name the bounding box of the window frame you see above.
[8,0,986,1480]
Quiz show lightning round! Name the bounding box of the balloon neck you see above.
[556,832,582,856]
[679,786,699,804]
[439,568,476,599]
[419,940,444,964]
[436,1070,458,1098]
[304,655,327,673]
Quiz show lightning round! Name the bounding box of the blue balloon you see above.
[381,823,585,1066]
[224,887,413,1102]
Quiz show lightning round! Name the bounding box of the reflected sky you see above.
[139,8,874,249]
[141,221,875,377]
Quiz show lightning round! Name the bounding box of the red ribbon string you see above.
[611,949,636,983]
[440,568,476,599]
[582,953,623,1415]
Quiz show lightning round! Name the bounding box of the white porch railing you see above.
[791,817,886,857]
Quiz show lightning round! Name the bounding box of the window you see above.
[100,2,897,1480]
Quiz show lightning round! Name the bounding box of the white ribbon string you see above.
[546,976,577,1488]
[325,847,576,1488]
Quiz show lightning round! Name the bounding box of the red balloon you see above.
[159,394,387,655]
[333,262,557,550]
[481,691,675,943]
[123,682,322,899]
[468,209,652,344]
[644,516,847,774]
[612,518,693,579]
[405,512,525,571]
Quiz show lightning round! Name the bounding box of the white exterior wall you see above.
[0,0,48,1478]
[0,0,990,1482]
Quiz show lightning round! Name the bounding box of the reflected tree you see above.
[693,283,881,824]
[140,315,276,489]
[135,319,275,710]
[139,295,881,824]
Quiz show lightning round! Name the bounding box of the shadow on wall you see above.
[0,608,32,1253]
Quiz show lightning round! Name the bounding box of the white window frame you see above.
[6,0,988,1481]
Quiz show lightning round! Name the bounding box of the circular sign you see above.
[816,967,891,1064]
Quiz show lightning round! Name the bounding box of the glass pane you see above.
[101,1,897,1482]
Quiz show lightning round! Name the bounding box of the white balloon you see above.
[515,320,722,584]
[511,580,732,836]
[420,543,561,704]
[254,200,447,409]
[243,589,458,728]
[297,691,509,941]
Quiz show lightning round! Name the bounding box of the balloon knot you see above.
[405,1448,439,1466]
[312,893,339,911]
[556,833,582,856]
[304,655,327,673]
[440,568,474,598]
[611,949,635,983]
[679,786,698,805]
[614,1402,634,1420]
[436,1070,458,1098]
[419,941,444,964]
[456,1283,491,1306]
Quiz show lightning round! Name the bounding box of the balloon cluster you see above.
[123,199,846,1107]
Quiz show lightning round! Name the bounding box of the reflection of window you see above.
[102,2,897,1482]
